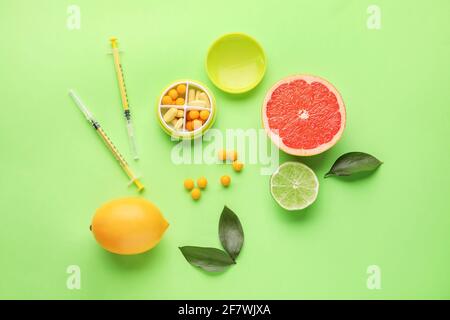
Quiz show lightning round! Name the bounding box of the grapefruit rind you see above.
[262,75,346,156]
[270,162,319,211]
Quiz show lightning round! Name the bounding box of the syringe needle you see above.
[110,37,139,160]
[68,90,144,192]
[126,116,138,158]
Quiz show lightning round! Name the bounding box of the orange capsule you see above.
[162,96,172,105]
[184,179,195,190]
[218,149,227,161]
[186,121,193,131]
[189,110,199,120]
[168,89,178,100]
[220,175,231,187]
[232,161,244,172]
[191,188,201,200]
[199,110,210,121]
[197,177,208,189]
[227,150,238,161]
[176,84,186,96]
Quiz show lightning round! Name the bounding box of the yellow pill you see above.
[184,179,194,190]
[189,110,199,120]
[162,95,172,105]
[188,89,196,102]
[163,107,178,123]
[199,110,210,121]
[168,89,178,100]
[193,119,202,130]
[191,188,201,200]
[197,177,208,189]
[220,175,231,187]
[232,161,244,172]
[198,92,210,107]
[189,100,208,107]
[175,97,185,105]
[177,84,186,96]
[174,118,183,130]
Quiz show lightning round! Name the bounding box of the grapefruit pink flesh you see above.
[263,75,346,156]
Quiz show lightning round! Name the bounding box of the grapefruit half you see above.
[262,75,346,156]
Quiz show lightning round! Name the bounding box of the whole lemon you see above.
[91,198,169,255]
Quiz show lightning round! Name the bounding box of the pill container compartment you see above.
[157,80,216,139]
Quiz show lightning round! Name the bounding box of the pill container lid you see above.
[206,33,266,94]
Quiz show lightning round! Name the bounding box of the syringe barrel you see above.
[96,127,129,169]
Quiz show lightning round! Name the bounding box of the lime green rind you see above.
[270,162,319,211]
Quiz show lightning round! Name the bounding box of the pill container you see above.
[157,80,216,139]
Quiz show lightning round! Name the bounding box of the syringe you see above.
[109,37,139,160]
[68,89,144,192]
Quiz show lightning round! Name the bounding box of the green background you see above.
[1,0,449,299]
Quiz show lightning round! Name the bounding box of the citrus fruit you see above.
[262,75,346,156]
[91,198,169,255]
[270,162,319,211]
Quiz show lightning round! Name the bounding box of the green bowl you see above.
[206,33,266,94]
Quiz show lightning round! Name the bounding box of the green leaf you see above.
[219,206,244,260]
[179,246,235,272]
[325,152,383,178]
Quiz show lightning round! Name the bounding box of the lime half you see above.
[270,162,319,211]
